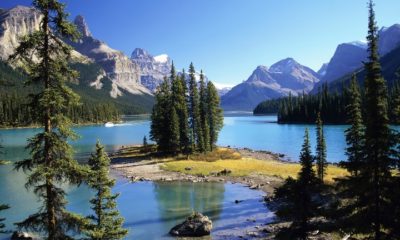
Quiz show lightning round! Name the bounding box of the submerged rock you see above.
[169,212,212,237]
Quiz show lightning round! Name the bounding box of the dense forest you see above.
[0,60,154,127]
[254,77,400,124]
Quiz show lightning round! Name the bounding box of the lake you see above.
[0,113,348,239]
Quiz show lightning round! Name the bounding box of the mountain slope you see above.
[314,24,400,90]
[221,58,319,111]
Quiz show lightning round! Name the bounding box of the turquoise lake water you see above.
[0,113,349,239]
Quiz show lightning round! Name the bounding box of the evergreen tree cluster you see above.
[150,62,223,154]
[274,2,400,239]
[334,2,400,238]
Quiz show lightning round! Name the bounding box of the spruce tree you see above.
[206,81,223,151]
[171,66,190,154]
[188,63,204,152]
[10,1,87,238]
[274,129,319,239]
[348,1,395,238]
[168,63,180,153]
[84,141,128,240]
[343,75,364,176]
[199,71,210,152]
[315,112,327,182]
[150,76,171,153]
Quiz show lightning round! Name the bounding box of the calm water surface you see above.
[0,113,348,239]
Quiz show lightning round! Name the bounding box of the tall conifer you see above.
[10,1,87,238]
[274,129,319,239]
[315,112,327,181]
[84,141,128,240]
[348,1,395,238]
[206,81,223,151]
[188,63,204,152]
[199,71,210,152]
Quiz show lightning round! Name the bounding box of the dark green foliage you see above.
[150,63,223,155]
[206,82,224,151]
[84,141,128,240]
[253,97,282,114]
[333,2,397,239]
[172,67,190,154]
[315,112,327,182]
[10,1,88,238]
[359,2,395,238]
[342,75,364,175]
[274,129,320,239]
[199,71,210,152]
[150,76,171,153]
[188,63,204,151]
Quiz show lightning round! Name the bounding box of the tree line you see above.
[254,74,400,125]
[0,1,128,239]
[273,2,400,239]
[150,62,223,154]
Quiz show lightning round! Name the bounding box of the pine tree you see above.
[188,63,204,152]
[315,112,327,182]
[199,71,210,152]
[206,81,223,151]
[168,63,180,153]
[84,141,128,240]
[143,135,148,147]
[274,129,319,239]
[169,107,180,153]
[10,1,87,238]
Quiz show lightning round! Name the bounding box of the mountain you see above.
[130,48,172,92]
[327,43,400,93]
[69,15,151,97]
[316,24,400,88]
[0,6,154,115]
[221,58,320,111]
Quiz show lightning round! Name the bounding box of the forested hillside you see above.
[0,61,154,127]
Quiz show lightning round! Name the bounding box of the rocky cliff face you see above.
[71,15,151,97]
[0,6,41,60]
[221,58,319,111]
[130,48,171,92]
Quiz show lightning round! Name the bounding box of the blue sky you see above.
[1,0,400,86]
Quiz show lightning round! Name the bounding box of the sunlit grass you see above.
[162,157,348,183]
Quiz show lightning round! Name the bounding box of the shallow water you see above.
[0,113,351,239]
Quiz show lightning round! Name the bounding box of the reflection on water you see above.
[154,181,225,224]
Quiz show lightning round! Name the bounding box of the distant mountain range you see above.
[221,58,320,111]
[222,23,400,111]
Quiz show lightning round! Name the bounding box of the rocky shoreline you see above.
[110,146,286,196]
[110,146,289,239]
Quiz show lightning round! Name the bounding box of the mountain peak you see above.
[269,57,300,73]
[74,15,92,38]
[131,48,152,60]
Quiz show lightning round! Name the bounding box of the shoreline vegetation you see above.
[110,145,348,239]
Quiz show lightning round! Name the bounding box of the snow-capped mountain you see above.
[130,48,172,92]
[221,58,320,111]
[69,15,151,97]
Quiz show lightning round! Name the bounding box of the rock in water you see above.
[169,212,212,237]
[11,231,34,240]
